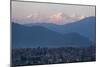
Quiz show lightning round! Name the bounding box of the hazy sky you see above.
[11,1,95,25]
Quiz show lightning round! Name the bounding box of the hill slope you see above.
[28,16,96,41]
[12,23,93,48]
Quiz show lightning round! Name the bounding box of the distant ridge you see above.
[21,16,96,41]
[12,22,94,48]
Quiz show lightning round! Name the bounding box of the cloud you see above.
[49,12,65,23]
[70,14,86,20]
[26,14,33,18]
[13,12,87,25]
[48,12,86,25]
[78,16,85,19]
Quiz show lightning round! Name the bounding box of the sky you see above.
[11,1,95,25]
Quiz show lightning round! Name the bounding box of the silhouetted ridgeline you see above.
[12,17,96,48]
[24,16,96,41]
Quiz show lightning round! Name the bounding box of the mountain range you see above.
[25,16,96,41]
[12,16,96,48]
